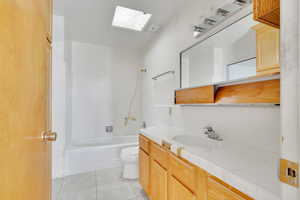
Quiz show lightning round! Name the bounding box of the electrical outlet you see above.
[280,159,299,188]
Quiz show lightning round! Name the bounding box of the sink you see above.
[172,135,221,150]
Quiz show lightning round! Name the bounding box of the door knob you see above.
[42,131,57,142]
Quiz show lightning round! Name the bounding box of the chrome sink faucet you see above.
[203,126,223,141]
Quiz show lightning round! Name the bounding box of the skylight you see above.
[112,6,152,31]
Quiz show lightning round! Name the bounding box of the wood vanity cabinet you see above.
[168,153,197,200]
[150,142,168,200]
[139,135,150,195]
[253,0,280,28]
[138,135,254,200]
[252,23,280,76]
[169,176,196,200]
[151,159,168,200]
[207,176,252,200]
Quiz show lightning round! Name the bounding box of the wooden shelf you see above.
[175,85,215,104]
[215,79,280,104]
[175,76,280,105]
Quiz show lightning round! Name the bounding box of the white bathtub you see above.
[65,136,138,176]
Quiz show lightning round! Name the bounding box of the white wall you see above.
[142,0,280,193]
[280,0,300,199]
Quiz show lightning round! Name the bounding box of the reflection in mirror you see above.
[181,14,258,88]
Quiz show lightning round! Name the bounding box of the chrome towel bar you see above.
[152,70,175,80]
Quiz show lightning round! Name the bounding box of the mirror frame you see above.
[179,12,253,88]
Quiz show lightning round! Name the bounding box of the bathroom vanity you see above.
[138,128,280,200]
[139,134,254,200]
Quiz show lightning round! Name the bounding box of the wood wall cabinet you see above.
[139,135,254,200]
[253,0,280,28]
[253,23,280,76]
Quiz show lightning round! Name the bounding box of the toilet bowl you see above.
[120,146,139,179]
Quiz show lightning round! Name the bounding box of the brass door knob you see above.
[43,131,57,142]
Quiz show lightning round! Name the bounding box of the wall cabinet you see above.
[139,135,254,200]
[253,23,280,76]
[253,0,280,28]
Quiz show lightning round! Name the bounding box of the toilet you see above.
[120,146,139,179]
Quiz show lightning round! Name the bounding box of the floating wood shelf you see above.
[215,79,280,104]
[175,86,215,104]
[175,77,280,105]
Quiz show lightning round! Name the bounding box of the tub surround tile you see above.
[140,128,280,200]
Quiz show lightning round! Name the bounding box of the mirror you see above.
[180,14,258,88]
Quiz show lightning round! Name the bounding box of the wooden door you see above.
[139,149,150,195]
[0,0,53,200]
[151,160,168,200]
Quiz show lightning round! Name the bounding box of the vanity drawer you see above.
[150,142,168,169]
[169,153,196,191]
[207,176,254,200]
[139,135,150,154]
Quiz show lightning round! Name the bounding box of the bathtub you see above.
[65,135,138,176]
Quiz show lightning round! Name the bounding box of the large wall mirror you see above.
[180,14,259,88]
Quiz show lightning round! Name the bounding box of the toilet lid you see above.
[121,146,138,157]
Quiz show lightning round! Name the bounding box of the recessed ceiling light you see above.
[112,6,152,31]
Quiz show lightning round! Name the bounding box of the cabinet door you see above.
[151,160,168,200]
[139,149,150,195]
[254,24,280,75]
[254,0,280,28]
[169,176,196,200]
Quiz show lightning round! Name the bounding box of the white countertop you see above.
[140,126,281,200]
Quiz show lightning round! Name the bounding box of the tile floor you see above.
[52,167,148,200]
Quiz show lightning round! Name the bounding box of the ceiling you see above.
[54,0,186,50]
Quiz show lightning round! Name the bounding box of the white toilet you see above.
[120,146,139,179]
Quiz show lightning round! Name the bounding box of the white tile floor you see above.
[52,167,149,200]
